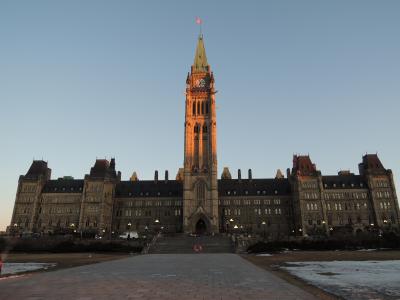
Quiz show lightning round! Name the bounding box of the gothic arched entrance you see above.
[195,219,207,235]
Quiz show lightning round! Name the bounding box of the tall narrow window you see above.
[194,124,200,133]
[203,125,208,133]
[197,102,201,115]
[201,101,205,114]
[192,102,196,115]
[206,102,209,114]
[196,181,206,205]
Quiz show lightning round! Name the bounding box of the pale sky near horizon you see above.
[1,1,399,231]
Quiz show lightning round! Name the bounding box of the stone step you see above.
[149,234,234,254]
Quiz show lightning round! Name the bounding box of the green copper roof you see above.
[193,34,209,72]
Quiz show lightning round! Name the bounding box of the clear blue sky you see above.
[1,1,399,231]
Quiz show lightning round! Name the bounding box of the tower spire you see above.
[193,34,209,73]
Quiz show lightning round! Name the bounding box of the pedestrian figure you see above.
[193,244,203,253]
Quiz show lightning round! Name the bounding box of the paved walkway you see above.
[0,254,318,300]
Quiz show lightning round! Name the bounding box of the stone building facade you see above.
[9,35,400,239]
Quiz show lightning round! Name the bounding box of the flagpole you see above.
[196,17,203,36]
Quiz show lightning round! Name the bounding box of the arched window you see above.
[192,102,196,115]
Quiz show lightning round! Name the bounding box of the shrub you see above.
[247,233,400,253]
[1,238,143,253]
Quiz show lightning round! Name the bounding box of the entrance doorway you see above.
[195,219,207,235]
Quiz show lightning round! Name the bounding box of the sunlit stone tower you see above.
[182,34,219,233]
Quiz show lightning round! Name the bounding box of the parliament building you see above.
[9,35,400,239]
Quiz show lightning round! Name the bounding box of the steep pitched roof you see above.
[89,159,117,179]
[115,180,183,198]
[25,160,51,180]
[193,34,209,73]
[42,179,84,193]
[218,178,291,196]
[292,155,318,176]
[322,175,367,189]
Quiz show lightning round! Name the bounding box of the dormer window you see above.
[262,190,266,195]
[244,190,248,195]
[342,183,345,187]
[274,190,278,194]
[333,184,336,188]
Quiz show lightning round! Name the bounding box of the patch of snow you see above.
[282,260,400,300]
[356,248,377,252]
[1,262,56,275]
[256,253,273,256]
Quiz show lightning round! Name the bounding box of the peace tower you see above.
[183,34,219,233]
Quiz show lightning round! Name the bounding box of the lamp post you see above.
[154,219,160,234]
[322,220,327,236]
[261,221,266,240]
[70,223,75,235]
[13,223,18,237]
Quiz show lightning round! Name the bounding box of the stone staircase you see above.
[148,233,234,254]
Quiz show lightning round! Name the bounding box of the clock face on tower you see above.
[195,78,206,88]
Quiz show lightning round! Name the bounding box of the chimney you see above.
[238,169,242,181]
[165,170,169,182]
[154,170,158,183]
[248,169,252,180]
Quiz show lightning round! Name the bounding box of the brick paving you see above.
[0,254,318,299]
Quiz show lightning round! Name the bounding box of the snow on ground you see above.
[256,253,273,256]
[282,260,400,300]
[1,263,56,275]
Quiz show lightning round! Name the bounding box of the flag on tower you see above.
[195,17,202,25]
